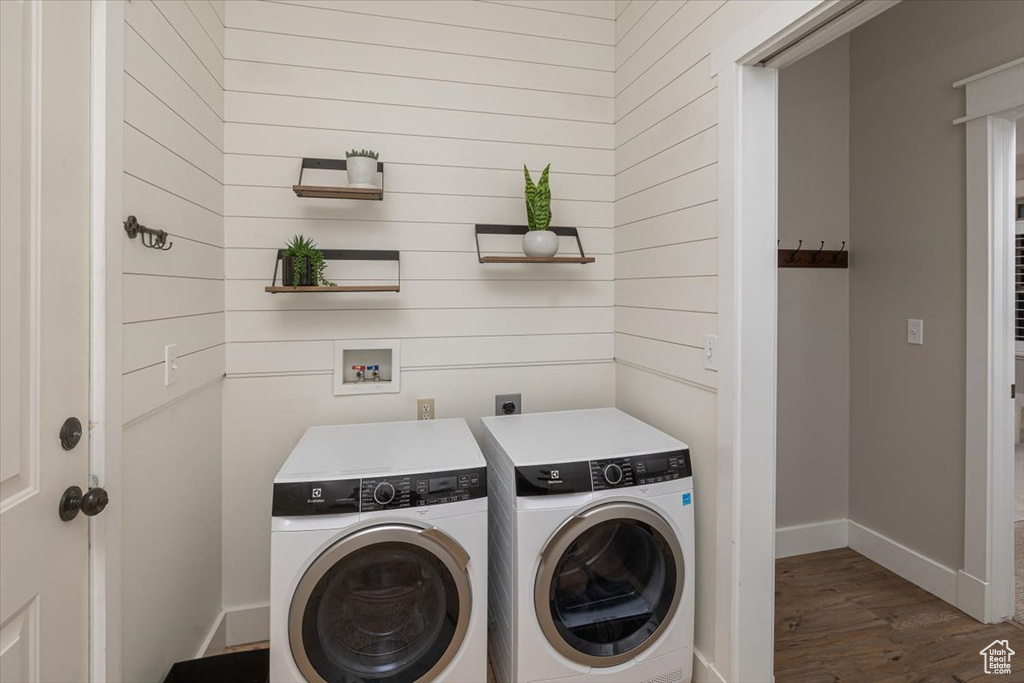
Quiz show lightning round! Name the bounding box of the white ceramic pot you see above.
[346,156,378,188]
[523,230,559,258]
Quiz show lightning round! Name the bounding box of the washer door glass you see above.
[295,539,463,682]
[537,505,683,666]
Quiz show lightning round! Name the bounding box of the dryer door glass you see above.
[536,504,684,666]
[290,529,471,683]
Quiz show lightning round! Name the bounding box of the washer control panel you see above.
[361,466,487,512]
[591,449,692,490]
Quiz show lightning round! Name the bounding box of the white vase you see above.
[346,156,378,188]
[523,230,559,258]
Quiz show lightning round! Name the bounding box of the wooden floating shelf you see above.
[479,256,595,264]
[267,249,401,293]
[292,185,383,200]
[475,224,594,264]
[292,157,384,201]
[265,285,401,293]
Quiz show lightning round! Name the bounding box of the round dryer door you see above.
[289,524,472,682]
[534,502,684,667]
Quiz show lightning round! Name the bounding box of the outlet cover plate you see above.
[417,398,435,421]
[495,393,521,416]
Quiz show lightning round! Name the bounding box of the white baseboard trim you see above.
[848,520,958,605]
[957,569,989,622]
[198,604,271,657]
[224,604,270,648]
[197,610,227,659]
[693,648,726,683]
[775,519,849,558]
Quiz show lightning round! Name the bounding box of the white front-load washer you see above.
[269,418,488,683]
[481,408,695,683]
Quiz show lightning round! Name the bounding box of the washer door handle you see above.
[419,527,470,570]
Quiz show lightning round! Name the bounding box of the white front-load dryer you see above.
[481,409,695,683]
[269,419,488,683]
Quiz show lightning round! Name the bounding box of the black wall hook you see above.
[833,241,846,264]
[124,215,173,251]
[788,240,803,262]
[809,241,826,264]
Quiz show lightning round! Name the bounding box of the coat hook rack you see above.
[778,239,848,268]
[123,215,173,251]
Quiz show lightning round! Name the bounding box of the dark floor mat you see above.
[164,649,269,683]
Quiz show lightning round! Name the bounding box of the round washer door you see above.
[289,524,472,683]
[534,502,684,668]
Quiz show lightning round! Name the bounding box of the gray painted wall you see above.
[777,36,851,528]
[848,0,1024,570]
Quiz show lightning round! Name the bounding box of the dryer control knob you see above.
[374,482,396,506]
[603,463,624,486]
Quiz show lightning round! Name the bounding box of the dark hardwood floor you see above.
[776,548,1024,682]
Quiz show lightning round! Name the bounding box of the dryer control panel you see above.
[592,450,691,490]
[361,466,487,512]
[515,449,691,496]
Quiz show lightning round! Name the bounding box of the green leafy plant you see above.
[523,164,552,231]
[283,234,335,287]
[346,149,379,160]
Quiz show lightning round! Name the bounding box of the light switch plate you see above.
[907,319,923,345]
[164,343,178,386]
[703,334,719,371]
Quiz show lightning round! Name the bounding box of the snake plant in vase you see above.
[523,164,558,258]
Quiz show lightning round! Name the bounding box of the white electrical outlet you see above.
[164,343,178,386]
[417,398,434,421]
[703,334,719,371]
[907,319,923,345]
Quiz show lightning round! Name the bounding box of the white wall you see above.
[776,36,850,529]
[848,0,1024,572]
[611,0,771,662]
[220,0,616,612]
[121,1,225,679]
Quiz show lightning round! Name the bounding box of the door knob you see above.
[59,485,110,522]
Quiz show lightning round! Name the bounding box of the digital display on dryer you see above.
[428,476,457,493]
[645,456,669,475]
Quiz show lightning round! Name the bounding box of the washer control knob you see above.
[603,463,624,486]
[374,482,396,506]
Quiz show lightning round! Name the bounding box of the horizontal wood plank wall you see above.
[121,2,225,681]
[612,0,773,665]
[220,0,616,610]
[124,0,226,422]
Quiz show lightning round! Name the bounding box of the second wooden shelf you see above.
[479,255,595,264]
[474,225,595,264]
[267,249,401,293]
[265,285,400,293]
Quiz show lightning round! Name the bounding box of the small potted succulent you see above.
[523,164,557,258]
[346,149,379,188]
[281,234,334,287]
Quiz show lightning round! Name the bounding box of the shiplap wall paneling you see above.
[221,0,616,612]
[120,2,225,680]
[611,0,772,667]
[124,0,226,418]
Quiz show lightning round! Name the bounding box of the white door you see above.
[0,1,93,681]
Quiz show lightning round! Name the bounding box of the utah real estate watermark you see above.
[980,640,1015,675]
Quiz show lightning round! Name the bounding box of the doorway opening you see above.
[713,1,1024,680]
